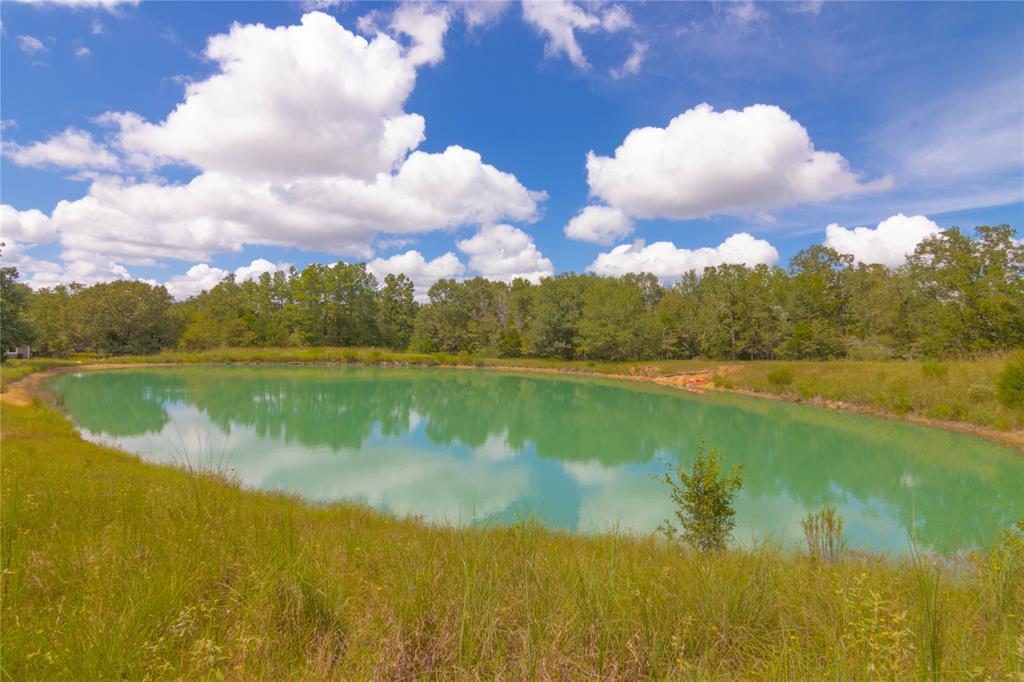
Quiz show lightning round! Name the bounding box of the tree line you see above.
[2,225,1021,360]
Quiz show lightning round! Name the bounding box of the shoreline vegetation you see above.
[2,398,1023,678]
[2,348,1022,449]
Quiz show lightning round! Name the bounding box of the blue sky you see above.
[1,0,1022,298]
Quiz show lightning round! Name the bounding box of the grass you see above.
[712,356,1023,432]
[3,348,1023,434]
[0,358,79,392]
[2,400,1023,679]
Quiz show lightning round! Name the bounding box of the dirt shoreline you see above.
[3,360,1022,451]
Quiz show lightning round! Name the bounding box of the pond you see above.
[48,365,1024,554]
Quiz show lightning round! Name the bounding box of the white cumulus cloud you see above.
[106,12,426,181]
[163,258,289,299]
[19,254,131,290]
[3,128,119,170]
[564,205,633,245]
[587,103,891,220]
[823,213,943,267]
[1,204,57,244]
[9,12,545,280]
[233,257,287,282]
[388,3,451,67]
[163,263,228,299]
[367,250,466,300]
[457,224,554,282]
[588,233,780,281]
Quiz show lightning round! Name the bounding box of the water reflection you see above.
[49,366,1024,553]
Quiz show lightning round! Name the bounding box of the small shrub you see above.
[966,381,996,402]
[711,374,733,389]
[924,403,963,422]
[658,443,743,552]
[885,378,914,415]
[996,353,1024,409]
[890,401,913,416]
[801,505,846,562]
[921,361,949,381]
[766,367,794,388]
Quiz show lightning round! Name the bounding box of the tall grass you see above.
[2,401,1022,679]
[713,355,1023,432]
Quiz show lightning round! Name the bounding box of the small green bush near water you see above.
[658,444,744,552]
[801,506,846,562]
[766,367,795,387]
[996,353,1024,409]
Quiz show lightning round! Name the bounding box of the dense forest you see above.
[2,225,1022,361]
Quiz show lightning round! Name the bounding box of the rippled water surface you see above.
[48,365,1024,553]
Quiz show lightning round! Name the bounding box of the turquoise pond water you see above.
[48,365,1024,554]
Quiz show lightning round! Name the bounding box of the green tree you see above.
[905,226,1024,356]
[67,280,176,355]
[378,274,416,349]
[0,261,34,354]
[578,277,658,360]
[839,263,907,359]
[527,274,590,359]
[26,284,77,356]
[323,262,380,346]
[655,273,700,359]
[658,443,744,552]
[411,279,475,353]
[695,264,784,359]
[779,246,850,359]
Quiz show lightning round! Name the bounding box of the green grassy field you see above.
[2,400,1023,679]
[4,348,1021,433]
[0,357,78,392]
[712,356,1023,432]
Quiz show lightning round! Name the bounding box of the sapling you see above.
[658,443,744,552]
